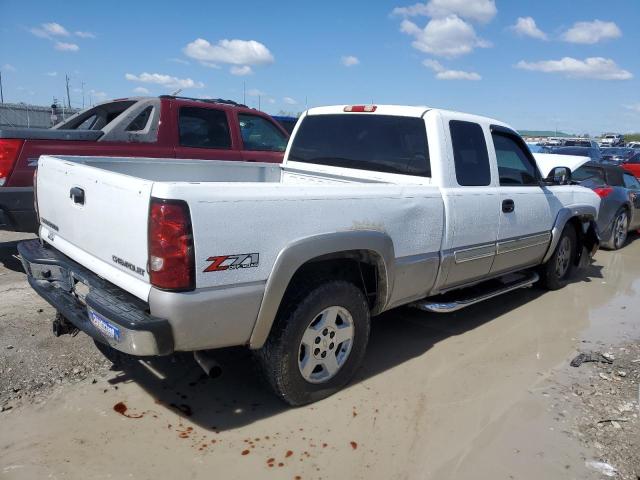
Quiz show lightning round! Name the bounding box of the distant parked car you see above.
[549,146,603,163]
[599,134,624,147]
[627,141,640,149]
[621,151,640,178]
[572,162,640,249]
[563,139,599,148]
[601,147,637,164]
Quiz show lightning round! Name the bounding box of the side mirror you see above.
[545,166,572,185]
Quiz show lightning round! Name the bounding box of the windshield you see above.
[573,165,606,186]
[288,114,430,177]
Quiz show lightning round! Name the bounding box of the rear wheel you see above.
[540,225,577,290]
[605,208,628,250]
[256,280,370,406]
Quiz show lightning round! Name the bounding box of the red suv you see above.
[0,95,289,232]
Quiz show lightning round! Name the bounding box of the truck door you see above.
[489,126,554,274]
[440,119,500,288]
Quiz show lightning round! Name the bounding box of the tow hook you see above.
[194,351,223,379]
[52,312,78,337]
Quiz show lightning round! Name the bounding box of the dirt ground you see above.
[1,230,638,479]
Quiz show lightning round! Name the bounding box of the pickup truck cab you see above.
[19,105,600,405]
[0,95,288,232]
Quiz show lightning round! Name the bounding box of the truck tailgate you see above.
[36,155,152,300]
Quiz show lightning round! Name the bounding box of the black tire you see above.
[255,280,370,406]
[539,225,577,290]
[603,208,629,250]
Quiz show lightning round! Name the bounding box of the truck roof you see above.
[305,104,511,130]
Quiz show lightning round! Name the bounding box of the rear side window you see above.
[492,132,539,186]
[238,114,287,152]
[288,114,430,177]
[606,168,624,187]
[449,120,490,186]
[178,107,231,149]
[126,106,153,131]
[573,166,606,185]
[623,173,640,189]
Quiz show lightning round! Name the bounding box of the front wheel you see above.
[256,280,370,406]
[539,225,577,290]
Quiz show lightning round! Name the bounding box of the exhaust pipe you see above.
[52,313,78,337]
[194,351,222,379]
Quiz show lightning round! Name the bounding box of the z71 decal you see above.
[204,253,259,272]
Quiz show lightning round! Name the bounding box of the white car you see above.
[19,104,601,405]
[600,134,624,147]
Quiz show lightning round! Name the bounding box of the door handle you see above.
[502,199,515,213]
[70,187,85,205]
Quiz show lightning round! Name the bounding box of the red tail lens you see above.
[593,186,613,198]
[0,139,24,186]
[344,105,377,112]
[148,198,195,291]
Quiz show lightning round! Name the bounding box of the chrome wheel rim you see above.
[555,236,571,278]
[298,306,354,384]
[614,212,628,248]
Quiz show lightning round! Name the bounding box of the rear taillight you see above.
[594,186,613,198]
[148,198,195,291]
[0,139,24,186]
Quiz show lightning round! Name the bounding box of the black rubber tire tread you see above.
[255,279,370,406]
[539,224,577,291]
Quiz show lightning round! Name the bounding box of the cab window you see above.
[492,132,539,186]
[449,120,490,186]
[238,114,287,152]
[178,107,231,149]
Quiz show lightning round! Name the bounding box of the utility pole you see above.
[65,74,71,109]
[258,95,261,111]
[243,81,246,105]
[0,71,3,103]
[81,81,85,108]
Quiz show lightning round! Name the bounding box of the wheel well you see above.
[284,250,387,314]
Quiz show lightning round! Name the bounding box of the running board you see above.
[411,271,540,313]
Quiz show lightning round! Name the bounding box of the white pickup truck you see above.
[19,105,600,405]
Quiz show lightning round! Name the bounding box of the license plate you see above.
[89,309,121,342]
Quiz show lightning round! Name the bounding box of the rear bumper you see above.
[0,187,38,233]
[18,239,173,356]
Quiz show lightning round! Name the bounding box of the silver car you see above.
[572,162,640,249]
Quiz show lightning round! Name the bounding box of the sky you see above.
[0,0,639,135]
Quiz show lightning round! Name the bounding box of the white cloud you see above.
[90,89,107,101]
[625,103,640,114]
[2,64,16,72]
[34,22,70,38]
[341,55,360,67]
[133,86,151,94]
[230,65,253,76]
[125,72,204,89]
[54,42,79,52]
[401,15,490,58]
[266,98,276,104]
[75,31,95,39]
[168,57,190,65]
[183,38,274,68]
[561,20,621,44]
[392,0,496,24]
[516,57,632,80]
[510,17,547,40]
[283,97,298,105]
[45,71,57,76]
[423,59,481,80]
[247,88,264,97]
